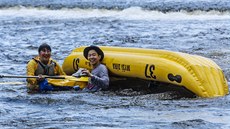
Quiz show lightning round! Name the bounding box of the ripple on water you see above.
[171,119,222,129]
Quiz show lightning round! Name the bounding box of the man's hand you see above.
[37,74,45,82]
[81,69,93,77]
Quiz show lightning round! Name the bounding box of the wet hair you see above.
[38,43,51,53]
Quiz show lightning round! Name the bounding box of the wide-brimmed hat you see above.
[83,45,104,61]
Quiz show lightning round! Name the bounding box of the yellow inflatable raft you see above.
[62,46,229,98]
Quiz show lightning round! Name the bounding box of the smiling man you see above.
[26,43,66,92]
[73,45,109,92]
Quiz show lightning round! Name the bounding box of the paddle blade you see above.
[48,76,88,89]
[0,81,24,85]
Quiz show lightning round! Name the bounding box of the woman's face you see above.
[39,48,51,64]
[87,49,101,67]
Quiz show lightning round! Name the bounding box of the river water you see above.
[0,0,230,129]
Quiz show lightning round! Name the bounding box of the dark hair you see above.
[38,43,51,53]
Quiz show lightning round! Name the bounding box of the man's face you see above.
[87,49,101,66]
[39,48,51,64]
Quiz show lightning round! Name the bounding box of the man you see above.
[26,43,66,92]
[74,45,109,92]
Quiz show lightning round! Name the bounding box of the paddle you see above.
[0,75,88,87]
[0,75,65,79]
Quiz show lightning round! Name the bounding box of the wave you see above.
[0,0,230,12]
[0,7,229,21]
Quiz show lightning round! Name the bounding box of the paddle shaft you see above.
[0,75,65,79]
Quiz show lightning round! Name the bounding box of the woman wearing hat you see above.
[76,45,109,92]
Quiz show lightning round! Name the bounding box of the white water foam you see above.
[0,6,229,20]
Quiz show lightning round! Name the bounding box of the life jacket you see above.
[33,58,56,76]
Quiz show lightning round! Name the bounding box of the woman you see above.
[26,43,66,92]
